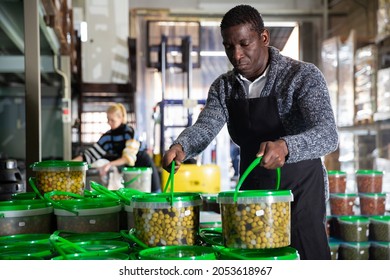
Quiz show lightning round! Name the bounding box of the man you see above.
[162,4,338,259]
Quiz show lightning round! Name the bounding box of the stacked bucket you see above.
[0,158,300,260]
[327,169,389,260]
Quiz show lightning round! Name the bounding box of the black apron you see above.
[227,93,331,260]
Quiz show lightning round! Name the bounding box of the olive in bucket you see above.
[30,160,88,200]
[217,156,293,249]
[130,162,203,247]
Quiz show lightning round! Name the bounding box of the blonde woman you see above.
[73,103,161,192]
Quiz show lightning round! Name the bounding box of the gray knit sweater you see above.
[173,47,339,196]
[174,46,338,161]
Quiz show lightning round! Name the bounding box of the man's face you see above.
[222,23,269,81]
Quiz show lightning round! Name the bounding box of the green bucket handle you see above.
[89,181,145,204]
[162,161,175,206]
[28,177,45,200]
[234,156,281,202]
[43,190,85,215]
[116,188,145,204]
[89,181,122,201]
[120,229,149,249]
[49,233,88,260]
[123,173,142,187]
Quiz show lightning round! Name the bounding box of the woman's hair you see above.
[220,4,264,36]
[107,103,127,124]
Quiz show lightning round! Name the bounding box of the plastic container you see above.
[218,157,293,249]
[0,199,53,236]
[329,193,357,216]
[328,170,347,193]
[369,216,390,242]
[46,192,122,233]
[329,241,340,260]
[122,167,152,192]
[214,246,300,260]
[359,193,386,216]
[30,160,88,200]
[131,192,202,247]
[338,216,369,242]
[338,242,370,260]
[218,189,293,249]
[137,245,217,260]
[356,170,383,193]
[369,241,390,260]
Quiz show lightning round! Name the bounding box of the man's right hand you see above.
[162,144,186,173]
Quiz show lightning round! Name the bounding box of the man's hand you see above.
[256,139,289,169]
[162,144,186,173]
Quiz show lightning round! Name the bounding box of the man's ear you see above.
[261,29,270,46]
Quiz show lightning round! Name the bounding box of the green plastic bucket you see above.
[338,216,370,242]
[30,160,88,200]
[369,215,390,242]
[218,156,293,249]
[122,167,152,192]
[214,246,300,260]
[338,241,370,260]
[45,191,122,233]
[369,241,390,260]
[138,245,216,260]
[327,170,347,193]
[218,190,293,249]
[0,199,53,236]
[355,169,383,193]
[131,192,202,247]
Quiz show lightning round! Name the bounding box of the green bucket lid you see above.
[0,199,52,217]
[0,243,53,258]
[358,193,386,198]
[131,192,202,208]
[59,240,130,254]
[53,197,121,212]
[328,170,347,176]
[329,193,357,198]
[217,190,293,204]
[52,252,130,260]
[369,215,390,224]
[123,167,152,173]
[355,170,383,176]
[338,216,370,224]
[340,241,370,249]
[199,228,223,246]
[11,192,39,200]
[370,241,390,248]
[0,234,50,246]
[55,231,123,242]
[31,160,88,171]
[215,246,300,260]
[138,245,216,260]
